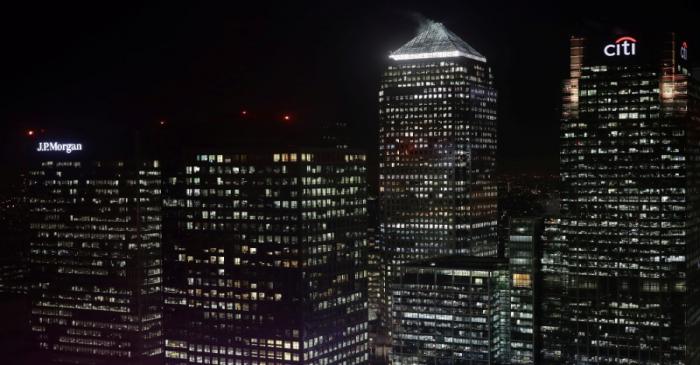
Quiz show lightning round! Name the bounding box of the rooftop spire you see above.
[390,22,486,62]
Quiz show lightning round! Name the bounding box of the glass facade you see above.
[556,33,700,363]
[0,189,28,295]
[379,22,498,278]
[538,217,566,364]
[390,256,509,365]
[163,149,369,365]
[28,159,164,364]
[367,197,384,324]
[379,21,498,365]
[506,217,542,365]
[366,196,390,363]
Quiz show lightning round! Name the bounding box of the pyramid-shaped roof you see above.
[390,22,486,62]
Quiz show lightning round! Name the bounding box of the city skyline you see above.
[4,1,700,185]
[3,2,700,365]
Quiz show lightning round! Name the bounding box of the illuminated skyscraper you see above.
[0,186,29,295]
[390,256,510,365]
[28,158,163,364]
[378,21,498,362]
[163,149,369,365]
[538,217,566,364]
[558,32,700,363]
[378,19,498,288]
[366,198,383,324]
[506,217,542,365]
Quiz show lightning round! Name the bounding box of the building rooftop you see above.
[390,21,486,62]
[403,255,507,271]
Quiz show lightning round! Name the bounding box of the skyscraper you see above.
[378,18,498,294]
[378,20,498,364]
[389,256,510,365]
[558,32,700,363]
[0,184,29,295]
[367,198,382,324]
[366,196,390,364]
[538,217,566,364]
[28,157,163,364]
[506,217,543,365]
[378,21,498,362]
[163,149,369,365]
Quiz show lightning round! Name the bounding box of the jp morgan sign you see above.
[37,142,83,154]
[604,36,637,57]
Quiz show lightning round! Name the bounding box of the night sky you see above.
[2,1,699,186]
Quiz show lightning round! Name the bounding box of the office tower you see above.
[559,32,700,363]
[0,186,29,295]
[163,149,369,365]
[366,196,390,364]
[378,21,497,363]
[538,217,566,364]
[497,177,512,258]
[378,21,498,275]
[389,256,509,365]
[28,158,163,364]
[367,197,382,324]
[506,217,542,364]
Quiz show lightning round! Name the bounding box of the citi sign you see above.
[36,142,83,154]
[604,36,637,57]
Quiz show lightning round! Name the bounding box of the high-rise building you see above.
[538,217,566,364]
[389,256,510,365]
[0,179,33,364]
[506,217,543,364]
[28,158,163,364]
[378,21,499,275]
[366,196,390,364]
[558,32,700,363]
[367,197,383,324]
[0,185,29,295]
[378,20,498,363]
[163,149,369,365]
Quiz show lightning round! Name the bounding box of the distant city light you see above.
[241,110,248,116]
[26,129,35,137]
[283,114,291,121]
[159,120,167,126]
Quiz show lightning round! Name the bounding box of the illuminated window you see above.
[512,274,531,288]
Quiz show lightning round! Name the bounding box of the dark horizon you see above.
[2,1,700,183]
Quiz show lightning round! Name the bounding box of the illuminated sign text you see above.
[604,36,637,57]
[37,142,83,154]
